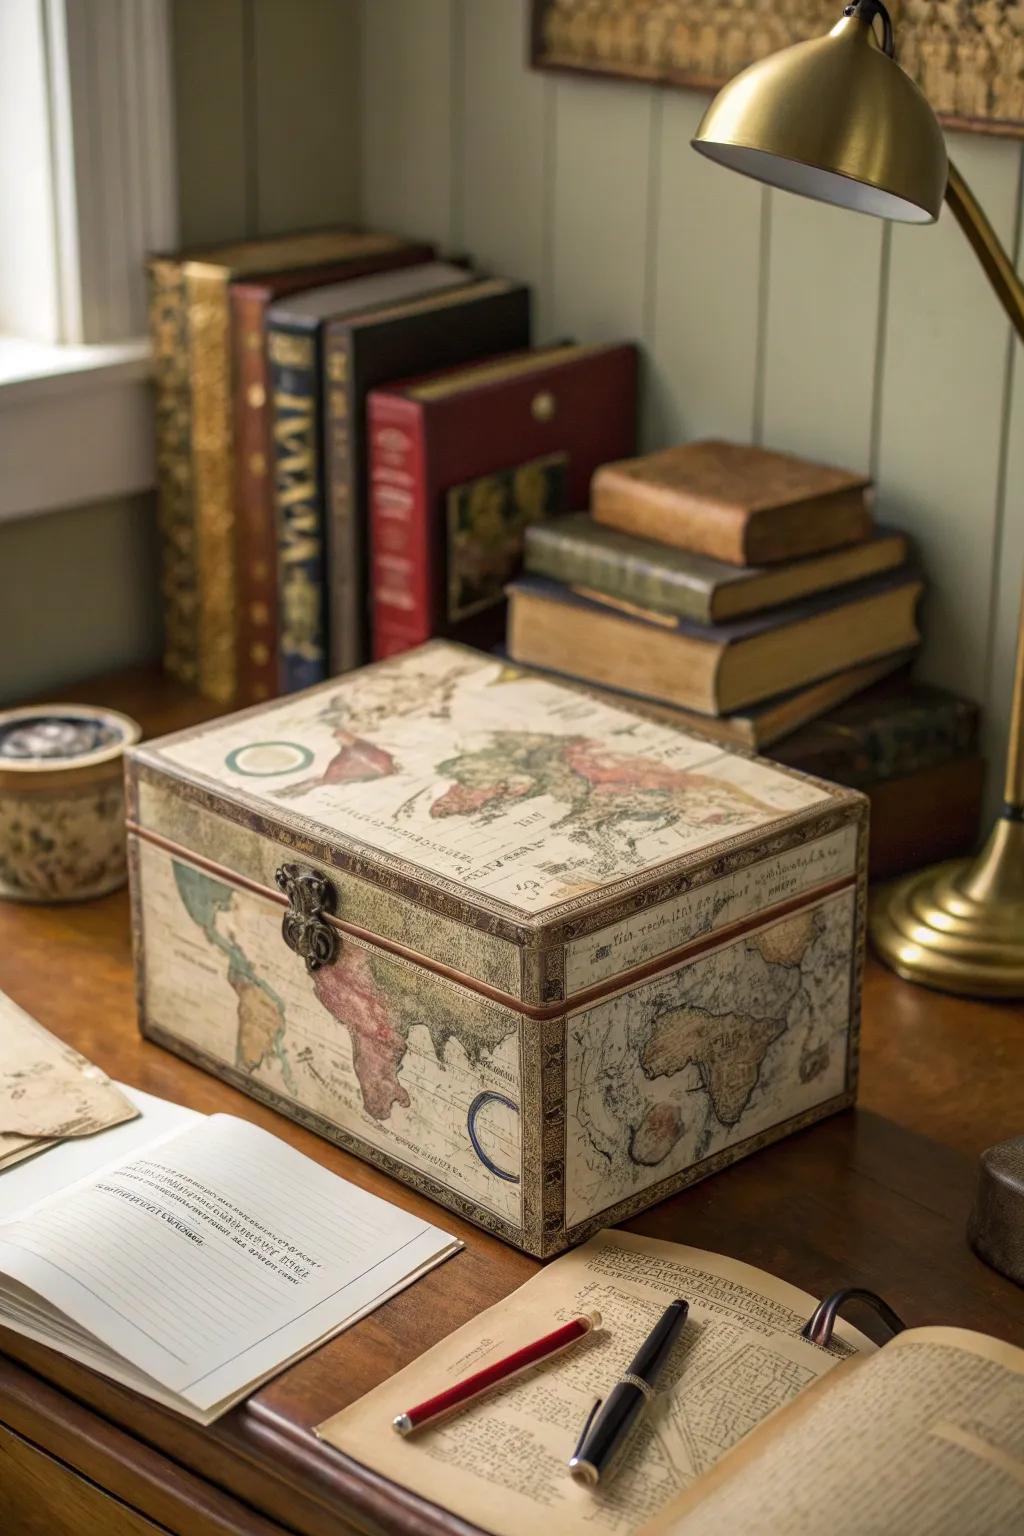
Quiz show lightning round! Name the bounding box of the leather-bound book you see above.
[506,568,922,716]
[769,679,979,786]
[512,651,914,751]
[149,257,198,685]
[367,342,638,659]
[266,263,473,693]
[592,440,873,565]
[526,512,907,623]
[147,228,431,702]
[323,277,530,674]
[229,242,432,705]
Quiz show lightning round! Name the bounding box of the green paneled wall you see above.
[0,497,159,701]
[360,0,1024,825]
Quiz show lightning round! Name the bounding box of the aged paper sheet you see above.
[317,1230,873,1536]
[642,1325,1024,1536]
[0,990,137,1151]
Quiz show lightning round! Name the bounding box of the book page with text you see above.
[641,1325,1024,1536]
[0,1113,459,1415]
[317,1229,874,1536]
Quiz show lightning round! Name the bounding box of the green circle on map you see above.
[225,741,314,776]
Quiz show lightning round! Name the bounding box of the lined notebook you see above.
[0,1099,459,1422]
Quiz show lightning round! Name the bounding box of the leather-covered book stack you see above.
[511,439,924,749]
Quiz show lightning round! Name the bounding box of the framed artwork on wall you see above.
[530,1,1024,139]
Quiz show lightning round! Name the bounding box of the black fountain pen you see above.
[568,1298,689,1487]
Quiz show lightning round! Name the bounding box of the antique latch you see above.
[275,862,339,972]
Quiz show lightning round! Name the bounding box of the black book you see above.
[265,261,477,692]
[322,276,531,672]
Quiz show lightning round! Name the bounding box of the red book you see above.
[367,341,638,660]
[229,237,433,703]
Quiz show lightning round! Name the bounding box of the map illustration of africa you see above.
[565,889,855,1225]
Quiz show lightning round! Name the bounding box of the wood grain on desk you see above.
[0,667,1021,1536]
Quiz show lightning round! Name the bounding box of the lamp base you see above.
[870,816,1024,998]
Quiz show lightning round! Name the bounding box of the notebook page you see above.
[0,1246,452,1426]
[0,1113,460,1411]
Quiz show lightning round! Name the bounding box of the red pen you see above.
[392,1311,602,1435]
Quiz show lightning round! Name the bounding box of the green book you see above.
[524,511,908,625]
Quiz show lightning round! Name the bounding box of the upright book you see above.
[266,262,475,693]
[229,239,433,704]
[592,439,873,565]
[322,277,531,673]
[507,569,922,716]
[148,228,430,700]
[368,342,638,658]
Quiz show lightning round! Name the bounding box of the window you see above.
[0,0,178,520]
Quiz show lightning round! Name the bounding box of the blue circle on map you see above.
[467,1091,521,1183]
[225,741,315,776]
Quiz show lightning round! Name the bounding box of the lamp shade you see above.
[692,14,947,223]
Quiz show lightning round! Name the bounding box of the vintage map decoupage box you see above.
[126,642,867,1255]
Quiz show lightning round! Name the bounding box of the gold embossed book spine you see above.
[148,256,199,685]
[231,283,280,705]
[185,262,238,704]
[126,643,868,1256]
[267,320,327,692]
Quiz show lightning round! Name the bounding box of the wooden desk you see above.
[1,670,1021,1536]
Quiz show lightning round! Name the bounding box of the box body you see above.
[127,644,867,1256]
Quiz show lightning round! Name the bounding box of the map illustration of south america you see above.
[167,854,522,1221]
[173,862,295,1090]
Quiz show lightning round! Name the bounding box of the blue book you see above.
[266,262,473,693]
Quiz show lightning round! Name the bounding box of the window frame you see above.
[0,0,177,522]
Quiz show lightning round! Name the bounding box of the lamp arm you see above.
[945,160,1024,346]
[943,162,1024,816]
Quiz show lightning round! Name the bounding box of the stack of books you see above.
[148,226,640,706]
[509,439,923,750]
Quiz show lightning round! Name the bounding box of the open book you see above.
[0,1091,460,1423]
[642,1324,1024,1536]
[318,1230,1024,1536]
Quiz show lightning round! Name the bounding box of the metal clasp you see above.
[275,862,339,972]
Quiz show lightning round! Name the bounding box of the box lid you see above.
[128,644,858,1001]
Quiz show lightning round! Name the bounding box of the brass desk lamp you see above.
[692,0,1024,999]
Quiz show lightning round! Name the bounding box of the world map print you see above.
[140,842,523,1224]
[564,889,855,1225]
[160,644,833,915]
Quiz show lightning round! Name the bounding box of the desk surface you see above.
[0,667,1022,1536]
